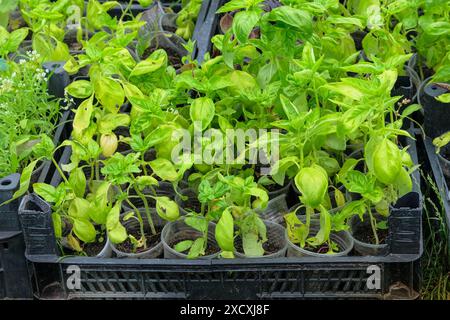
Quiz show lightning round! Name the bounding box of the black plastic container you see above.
[43,61,71,99]
[0,231,33,299]
[17,125,423,300]
[421,82,450,139]
[191,0,227,63]
[422,129,450,255]
[0,175,33,299]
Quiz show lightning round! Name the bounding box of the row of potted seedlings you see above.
[0,0,208,199]
[12,0,425,261]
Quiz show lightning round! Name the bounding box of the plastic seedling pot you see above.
[161,219,219,259]
[135,4,188,65]
[422,82,450,139]
[61,236,113,258]
[266,180,292,200]
[93,237,113,258]
[437,144,450,180]
[174,188,201,215]
[349,211,389,256]
[30,161,45,185]
[110,208,166,259]
[286,219,354,258]
[259,194,289,225]
[234,220,287,259]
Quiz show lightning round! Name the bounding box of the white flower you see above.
[19,59,26,64]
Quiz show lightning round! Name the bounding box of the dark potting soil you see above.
[235,237,280,256]
[181,198,202,213]
[83,241,106,257]
[263,179,289,193]
[142,46,182,69]
[116,226,162,254]
[304,241,343,254]
[169,237,219,256]
[69,41,83,52]
[114,127,131,154]
[353,226,388,245]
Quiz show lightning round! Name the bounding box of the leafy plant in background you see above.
[0,51,60,179]
[19,0,85,62]
[0,26,28,57]
[175,0,202,39]
[0,0,18,28]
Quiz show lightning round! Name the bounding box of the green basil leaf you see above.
[190,97,215,131]
[73,218,96,243]
[232,10,259,43]
[65,80,93,99]
[174,239,193,253]
[149,158,178,182]
[215,209,234,252]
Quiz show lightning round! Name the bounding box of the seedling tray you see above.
[18,127,423,300]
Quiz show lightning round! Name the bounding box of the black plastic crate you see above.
[0,174,33,299]
[192,0,227,63]
[422,129,450,254]
[17,126,423,300]
[0,232,33,299]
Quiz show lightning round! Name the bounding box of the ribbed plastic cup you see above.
[286,219,354,258]
[234,220,287,258]
[174,188,201,215]
[259,194,289,225]
[349,212,389,256]
[110,209,165,259]
[161,219,219,259]
[96,237,113,258]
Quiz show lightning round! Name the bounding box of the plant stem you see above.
[125,198,147,249]
[305,207,312,231]
[119,0,134,22]
[201,202,205,216]
[95,160,100,181]
[52,158,69,184]
[141,154,148,176]
[367,208,380,245]
[134,186,157,235]
[89,162,94,186]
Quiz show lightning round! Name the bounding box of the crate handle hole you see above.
[0,179,12,186]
